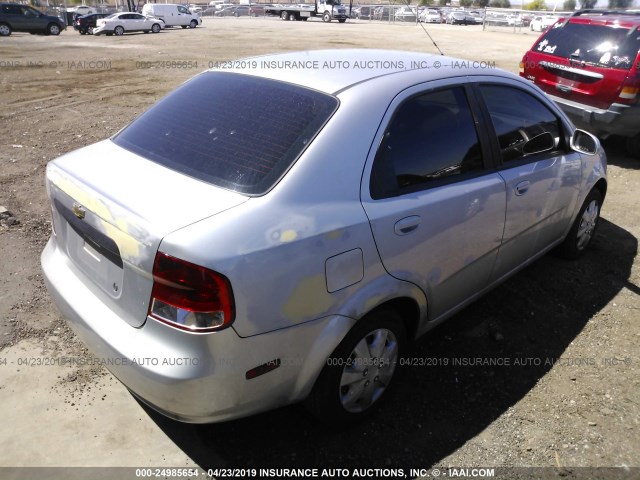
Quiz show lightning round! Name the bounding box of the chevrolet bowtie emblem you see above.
[71,203,86,220]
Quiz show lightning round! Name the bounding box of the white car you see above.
[93,12,164,35]
[71,5,97,16]
[420,8,441,23]
[530,14,559,32]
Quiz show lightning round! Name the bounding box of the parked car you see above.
[73,13,109,34]
[483,11,508,26]
[140,3,201,28]
[420,8,442,23]
[529,14,559,32]
[93,12,164,35]
[467,10,484,24]
[0,3,65,36]
[249,4,266,16]
[521,10,640,156]
[71,5,97,17]
[42,49,607,425]
[506,14,522,26]
[447,10,468,25]
[394,6,416,21]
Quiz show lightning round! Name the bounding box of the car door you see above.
[1,4,28,31]
[361,82,506,322]
[130,13,148,31]
[475,82,582,282]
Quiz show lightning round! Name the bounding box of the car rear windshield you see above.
[535,22,640,70]
[113,72,338,195]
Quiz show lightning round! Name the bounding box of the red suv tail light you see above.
[149,252,235,332]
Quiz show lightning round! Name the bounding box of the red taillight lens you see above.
[149,252,235,332]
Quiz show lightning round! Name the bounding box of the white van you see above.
[141,4,202,28]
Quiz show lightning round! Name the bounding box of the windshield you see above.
[535,22,640,70]
[113,72,338,196]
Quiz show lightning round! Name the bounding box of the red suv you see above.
[520,10,640,156]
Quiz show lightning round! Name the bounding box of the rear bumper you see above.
[41,237,354,423]
[549,94,640,139]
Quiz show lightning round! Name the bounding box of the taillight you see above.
[149,252,235,332]
[618,84,638,104]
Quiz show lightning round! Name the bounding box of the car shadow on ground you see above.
[138,217,637,470]
[603,137,639,169]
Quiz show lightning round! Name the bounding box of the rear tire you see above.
[114,25,124,35]
[626,134,640,158]
[306,309,406,426]
[288,12,296,20]
[280,10,288,20]
[0,23,10,36]
[556,189,602,259]
[338,18,346,23]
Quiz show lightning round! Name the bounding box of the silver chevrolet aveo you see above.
[42,49,607,424]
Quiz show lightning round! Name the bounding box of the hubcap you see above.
[576,200,599,250]
[0,25,9,35]
[339,328,398,413]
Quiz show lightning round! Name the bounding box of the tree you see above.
[524,0,546,9]
[475,0,490,6]
[609,0,633,7]
[438,0,448,7]
[460,0,473,6]
[419,0,434,6]
[489,0,511,7]
[580,0,597,8]
[563,0,576,9]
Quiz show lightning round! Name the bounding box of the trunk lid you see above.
[46,140,248,328]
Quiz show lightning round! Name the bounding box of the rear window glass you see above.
[535,22,640,70]
[113,72,338,195]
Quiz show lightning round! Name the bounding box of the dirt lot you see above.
[0,18,638,479]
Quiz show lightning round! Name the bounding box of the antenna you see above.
[397,0,445,56]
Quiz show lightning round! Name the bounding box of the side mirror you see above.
[522,131,555,155]
[570,129,599,155]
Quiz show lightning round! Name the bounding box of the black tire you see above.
[338,18,346,23]
[190,19,198,28]
[181,25,188,28]
[143,30,149,33]
[79,28,87,35]
[626,135,640,158]
[556,189,602,259]
[46,23,61,35]
[288,12,296,20]
[306,309,406,425]
[0,23,11,36]
[280,10,288,20]
[322,11,331,22]
[151,23,161,33]
[114,25,124,35]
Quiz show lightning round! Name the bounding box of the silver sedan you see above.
[42,49,607,424]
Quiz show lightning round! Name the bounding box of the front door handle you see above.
[394,215,421,236]
[515,180,530,196]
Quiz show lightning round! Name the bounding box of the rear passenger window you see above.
[370,87,483,199]
[480,85,563,163]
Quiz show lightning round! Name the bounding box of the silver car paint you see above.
[42,49,607,422]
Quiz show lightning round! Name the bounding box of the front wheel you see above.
[322,11,331,22]
[556,189,602,259]
[151,23,161,33]
[190,19,198,28]
[306,309,406,425]
[46,23,61,35]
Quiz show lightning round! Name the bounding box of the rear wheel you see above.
[114,25,124,35]
[626,134,640,158]
[338,18,346,23]
[288,12,296,20]
[79,28,87,34]
[307,309,406,425]
[87,26,95,34]
[557,189,602,259]
[280,10,288,20]
[0,23,10,36]
[151,23,161,33]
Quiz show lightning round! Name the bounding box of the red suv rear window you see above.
[534,22,640,70]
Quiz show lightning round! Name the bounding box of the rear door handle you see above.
[515,180,530,196]
[394,215,421,235]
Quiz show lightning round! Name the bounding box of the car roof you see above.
[565,11,640,28]
[210,49,516,95]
